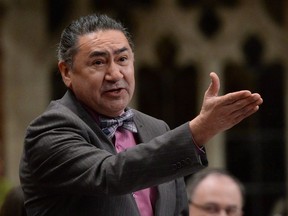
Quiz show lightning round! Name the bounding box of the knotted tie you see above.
[99,109,137,139]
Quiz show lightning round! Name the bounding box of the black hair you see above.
[57,14,134,67]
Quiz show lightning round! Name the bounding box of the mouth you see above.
[103,88,125,97]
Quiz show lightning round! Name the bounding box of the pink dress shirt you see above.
[114,128,157,216]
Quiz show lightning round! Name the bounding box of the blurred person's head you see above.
[187,168,245,216]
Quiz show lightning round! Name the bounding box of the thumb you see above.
[206,72,220,97]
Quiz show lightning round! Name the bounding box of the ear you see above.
[58,61,72,88]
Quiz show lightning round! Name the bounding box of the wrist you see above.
[189,116,215,146]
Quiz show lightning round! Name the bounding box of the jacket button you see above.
[177,162,182,169]
[185,158,192,165]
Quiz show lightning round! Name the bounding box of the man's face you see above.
[189,175,243,216]
[59,30,135,117]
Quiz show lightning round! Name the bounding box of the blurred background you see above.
[0,0,287,215]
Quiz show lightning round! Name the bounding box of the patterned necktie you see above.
[99,109,138,139]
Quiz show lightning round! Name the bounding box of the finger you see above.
[222,90,252,105]
[219,94,261,122]
[230,98,262,122]
[205,72,220,97]
[232,105,260,125]
[235,94,263,109]
[251,93,263,105]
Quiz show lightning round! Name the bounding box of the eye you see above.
[93,60,104,65]
[119,56,127,62]
[226,206,239,214]
[203,204,220,213]
[91,58,108,67]
[117,56,129,66]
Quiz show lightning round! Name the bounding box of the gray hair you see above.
[57,14,134,67]
[186,168,245,205]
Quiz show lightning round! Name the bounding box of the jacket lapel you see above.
[59,90,116,153]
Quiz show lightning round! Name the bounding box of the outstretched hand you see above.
[189,72,263,146]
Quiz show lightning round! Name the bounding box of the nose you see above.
[219,209,229,216]
[105,62,123,81]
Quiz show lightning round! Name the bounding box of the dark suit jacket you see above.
[19,90,206,216]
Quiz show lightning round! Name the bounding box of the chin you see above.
[105,105,127,117]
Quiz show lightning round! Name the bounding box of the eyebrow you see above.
[114,47,128,55]
[89,47,129,58]
[205,203,239,210]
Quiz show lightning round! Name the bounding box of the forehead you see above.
[194,175,242,205]
[76,30,131,53]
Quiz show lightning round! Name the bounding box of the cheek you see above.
[129,75,135,88]
[71,73,102,95]
[126,67,135,89]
